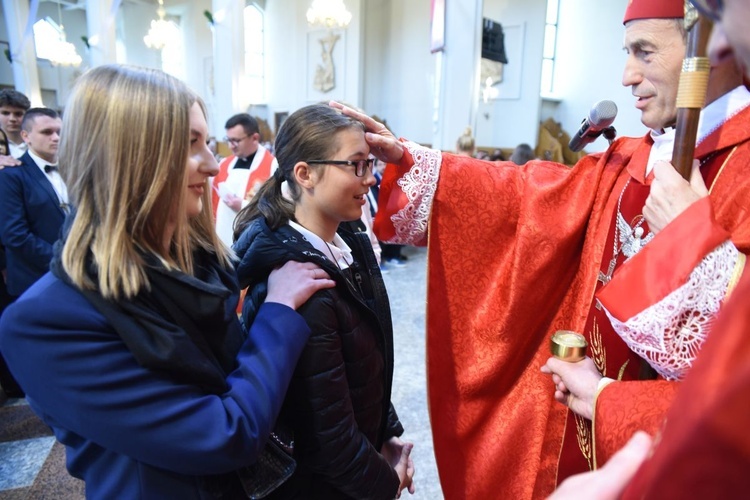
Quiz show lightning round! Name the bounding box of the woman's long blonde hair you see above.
[60,64,230,300]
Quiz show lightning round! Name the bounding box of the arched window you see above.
[244,3,265,104]
[540,0,559,96]
[32,17,81,66]
[33,18,64,61]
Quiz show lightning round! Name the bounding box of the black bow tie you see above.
[44,165,58,174]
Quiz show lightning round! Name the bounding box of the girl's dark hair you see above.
[233,104,365,239]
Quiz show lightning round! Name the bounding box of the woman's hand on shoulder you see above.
[265,261,335,310]
[381,436,416,497]
[0,155,21,168]
[329,101,404,164]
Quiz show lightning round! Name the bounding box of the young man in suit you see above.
[0,89,31,168]
[0,108,65,398]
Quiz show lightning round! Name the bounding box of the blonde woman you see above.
[0,65,334,498]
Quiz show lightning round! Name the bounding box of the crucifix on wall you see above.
[313,31,340,93]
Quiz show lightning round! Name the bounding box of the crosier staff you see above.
[671,4,713,180]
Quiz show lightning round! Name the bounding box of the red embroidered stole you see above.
[211,152,274,217]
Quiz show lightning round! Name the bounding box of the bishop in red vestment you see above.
[334,1,750,497]
[553,0,750,496]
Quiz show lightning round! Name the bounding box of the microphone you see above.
[568,100,618,152]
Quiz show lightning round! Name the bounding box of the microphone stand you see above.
[603,126,617,146]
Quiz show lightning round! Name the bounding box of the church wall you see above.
[265,0,364,138]
[473,0,547,151]
[362,0,435,145]
[552,0,645,152]
[0,1,653,150]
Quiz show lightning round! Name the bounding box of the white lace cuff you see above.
[389,141,442,245]
[602,241,742,380]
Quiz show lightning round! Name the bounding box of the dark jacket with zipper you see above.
[234,218,404,500]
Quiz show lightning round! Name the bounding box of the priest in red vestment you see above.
[212,113,277,247]
[333,0,750,497]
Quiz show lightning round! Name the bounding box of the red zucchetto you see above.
[623,0,684,24]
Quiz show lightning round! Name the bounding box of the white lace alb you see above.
[602,241,741,380]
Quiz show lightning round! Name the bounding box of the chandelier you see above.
[144,0,178,50]
[49,2,81,67]
[48,39,82,67]
[306,0,352,29]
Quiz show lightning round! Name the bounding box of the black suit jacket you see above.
[0,152,66,296]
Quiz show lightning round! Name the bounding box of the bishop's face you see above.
[621,18,686,131]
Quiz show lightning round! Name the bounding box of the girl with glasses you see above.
[233,103,415,499]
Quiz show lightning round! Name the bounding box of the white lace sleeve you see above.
[389,141,442,245]
[602,241,744,380]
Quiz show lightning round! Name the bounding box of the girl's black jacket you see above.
[234,218,404,500]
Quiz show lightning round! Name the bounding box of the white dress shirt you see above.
[646,85,750,175]
[289,220,353,270]
[28,149,68,207]
[9,139,27,159]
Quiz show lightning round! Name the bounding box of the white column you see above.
[2,0,42,105]
[431,0,483,151]
[210,0,246,135]
[85,0,118,67]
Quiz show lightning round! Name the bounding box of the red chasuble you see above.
[374,137,642,498]
[373,104,750,499]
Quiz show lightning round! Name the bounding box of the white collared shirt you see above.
[28,149,68,206]
[289,220,353,270]
[9,139,27,159]
[645,85,750,176]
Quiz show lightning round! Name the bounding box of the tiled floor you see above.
[0,396,85,499]
[381,246,443,499]
[0,436,56,491]
[0,246,442,499]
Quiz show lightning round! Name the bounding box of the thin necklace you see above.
[597,179,652,285]
[324,240,360,293]
[323,240,350,270]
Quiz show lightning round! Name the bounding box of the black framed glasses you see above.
[690,0,723,21]
[306,159,375,177]
[223,135,249,146]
